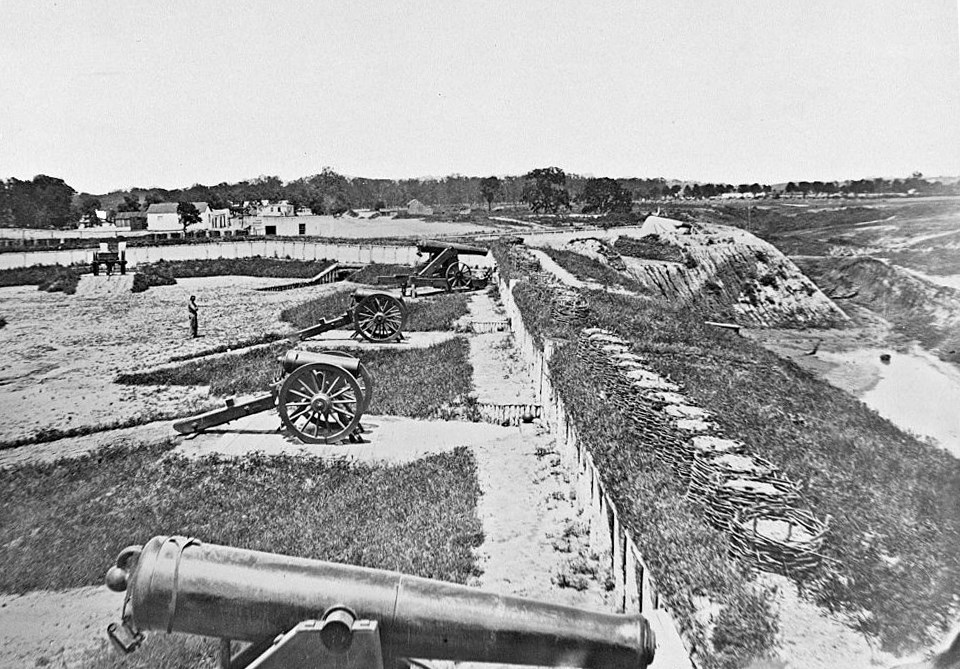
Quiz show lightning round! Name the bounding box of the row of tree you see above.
[1,169,957,229]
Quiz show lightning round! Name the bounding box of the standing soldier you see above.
[188,295,199,338]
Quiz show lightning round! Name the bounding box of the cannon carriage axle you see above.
[173,350,373,444]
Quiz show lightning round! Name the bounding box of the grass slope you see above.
[583,289,960,651]
[0,442,483,594]
[280,288,469,332]
[0,264,82,294]
[116,337,474,419]
[143,257,334,279]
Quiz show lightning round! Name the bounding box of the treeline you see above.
[2,168,957,229]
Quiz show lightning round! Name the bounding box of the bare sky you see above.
[1,0,958,193]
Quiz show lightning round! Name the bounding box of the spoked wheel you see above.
[316,350,374,414]
[277,362,362,443]
[353,293,407,342]
[445,262,473,291]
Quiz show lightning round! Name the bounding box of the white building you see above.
[146,203,181,231]
[146,202,230,232]
[257,200,296,217]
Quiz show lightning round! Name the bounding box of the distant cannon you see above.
[91,242,127,276]
[293,290,408,343]
[105,536,656,669]
[378,240,492,296]
[173,349,373,443]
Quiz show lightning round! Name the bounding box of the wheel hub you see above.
[310,392,333,413]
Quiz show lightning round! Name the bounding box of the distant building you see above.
[146,202,229,232]
[114,211,148,230]
[257,200,296,217]
[406,199,433,216]
[146,203,181,231]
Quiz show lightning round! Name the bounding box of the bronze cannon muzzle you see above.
[106,536,655,668]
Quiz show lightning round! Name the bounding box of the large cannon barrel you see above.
[417,239,488,256]
[281,349,361,375]
[107,536,655,668]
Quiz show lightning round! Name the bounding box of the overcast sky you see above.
[1,0,958,193]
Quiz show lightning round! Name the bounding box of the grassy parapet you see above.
[116,337,475,419]
[582,289,960,652]
[142,257,334,279]
[536,247,645,292]
[0,264,82,294]
[550,344,778,668]
[280,288,469,332]
[0,442,483,594]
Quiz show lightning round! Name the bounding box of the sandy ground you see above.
[0,587,125,669]
[464,293,538,405]
[0,276,342,444]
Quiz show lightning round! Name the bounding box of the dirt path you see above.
[0,587,123,668]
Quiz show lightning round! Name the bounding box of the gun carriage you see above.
[91,241,128,276]
[173,349,373,444]
[105,536,656,669]
[294,290,408,343]
[378,240,491,296]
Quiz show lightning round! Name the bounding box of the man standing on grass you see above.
[188,295,199,338]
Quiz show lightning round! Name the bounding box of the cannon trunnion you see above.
[173,349,372,444]
[106,536,656,669]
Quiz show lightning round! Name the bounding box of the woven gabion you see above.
[729,505,827,576]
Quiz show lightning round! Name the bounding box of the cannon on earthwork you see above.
[173,349,374,444]
[105,536,656,669]
[91,242,127,276]
[293,290,408,343]
[378,240,492,296]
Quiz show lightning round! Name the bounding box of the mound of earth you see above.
[795,255,960,363]
[562,216,848,328]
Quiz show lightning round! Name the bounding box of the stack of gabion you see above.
[574,327,828,577]
[689,451,801,530]
[729,505,827,576]
[551,287,590,326]
[510,247,543,276]
[578,330,703,472]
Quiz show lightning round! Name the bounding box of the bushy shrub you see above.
[37,266,81,294]
[131,267,177,293]
[144,257,333,279]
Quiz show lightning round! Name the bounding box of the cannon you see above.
[378,240,492,296]
[105,536,656,669]
[173,350,373,444]
[294,290,408,343]
[91,241,127,276]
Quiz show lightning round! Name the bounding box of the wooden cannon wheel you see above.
[315,350,374,414]
[277,362,363,443]
[352,293,407,342]
[445,262,473,290]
